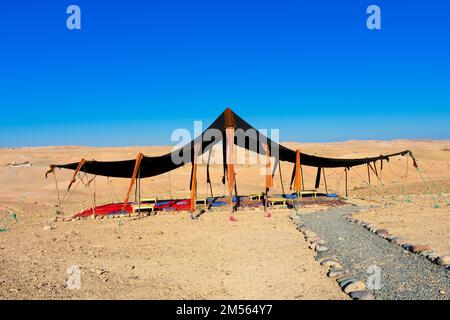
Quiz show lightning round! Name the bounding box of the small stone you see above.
[315,245,329,252]
[402,243,414,251]
[304,231,317,237]
[426,252,440,260]
[328,269,348,278]
[419,250,432,257]
[307,236,320,243]
[343,281,366,293]
[315,252,335,262]
[375,229,389,236]
[43,225,52,231]
[394,238,407,246]
[321,259,343,269]
[411,244,432,253]
[437,255,450,266]
[350,290,375,300]
[337,274,356,283]
[339,277,358,288]
[309,242,316,250]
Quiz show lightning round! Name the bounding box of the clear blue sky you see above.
[0,0,449,147]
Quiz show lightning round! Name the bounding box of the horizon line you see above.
[2,138,450,149]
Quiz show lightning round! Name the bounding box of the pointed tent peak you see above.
[223,107,235,128]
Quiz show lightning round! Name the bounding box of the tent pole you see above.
[279,161,285,195]
[294,149,301,213]
[209,181,214,199]
[190,142,200,213]
[346,167,349,197]
[264,143,273,212]
[93,176,96,208]
[234,178,239,211]
[206,148,214,199]
[322,167,328,195]
[189,162,197,212]
[301,164,305,191]
[138,167,141,218]
[314,167,321,190]
[123,153,144,212]
[264,188,268,212]
[224,111,236,214]
[134,176,138,202]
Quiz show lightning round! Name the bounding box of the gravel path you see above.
[294,205,450,300]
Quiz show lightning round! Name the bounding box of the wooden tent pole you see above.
[68,159,86,191]
[294,149,302,213]
[189,162,197,212]
[300,164,305,191]
[345,167,348,197]
[134,174,138,202]
[234,177,239,211]
[373,161,379,177]
[93,176,96,208]
[209,180,214,199]
[322,167,328,194]
[190,143,200,212]
[206,148,214,198]
[138,167,141,218]
[123,153,144,211]
[264,143,273,212]
[224,108,236,214]
[226,130,235,213]
[279,160,285,195]
[314,167,322,190]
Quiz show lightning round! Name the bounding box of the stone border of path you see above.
[345,214,450,279]
[291,215,375,300]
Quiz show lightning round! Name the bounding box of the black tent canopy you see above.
[48,108,415,179]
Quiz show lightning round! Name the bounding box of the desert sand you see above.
[1,140,449,299]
